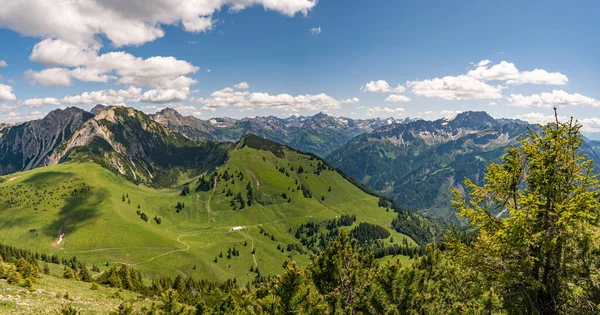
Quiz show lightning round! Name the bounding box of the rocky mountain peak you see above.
[445,111,498,129]
[90,104,107,115]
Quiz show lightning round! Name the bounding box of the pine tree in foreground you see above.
[451,110,600,314]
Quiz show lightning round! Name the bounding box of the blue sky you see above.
[1,0,600,132]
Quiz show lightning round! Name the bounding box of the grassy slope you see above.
[0,262,153,314]
[0,146,415,284]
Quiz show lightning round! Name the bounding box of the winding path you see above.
[246,170,259,187]
[110,234,197,266]
[240,231,257,268]
[129,234,193,266]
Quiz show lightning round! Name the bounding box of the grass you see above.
[0,263,153,314]
[0,145,416,284]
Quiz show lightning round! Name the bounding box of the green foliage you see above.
[98,264,144,292]
[15,258,38,279]
[349,222,390,244]
[180,184,190,196]
[450,113,600,313]
[328,113,545,223]
[58,304,80,315]
[77,264,92,282]
[0,137,419,283]
[63,266,79,281]
[240,134,285,158]
[4,116,600,314]
[310,230,375,312]
[43,262,50,275]
[159,289,185,314]
[109,302,135,315]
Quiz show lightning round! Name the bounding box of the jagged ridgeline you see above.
[0,107,94,175]
[328,112,600,224]
[151,108,401,157]
[0,114,439,283]
[51,107,232,187]
[0,106,231,187]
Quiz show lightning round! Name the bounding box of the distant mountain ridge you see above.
[327,111,600,223]
[3,106,599,221]
[150,108,403,156]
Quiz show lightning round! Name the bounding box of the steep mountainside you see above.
[151,107,217,141]
[0,134,439,283]
[328,111,600,223]
[151,108,401,156]
[49,107,230,187]
[0,123,11,138]
[0,108,93,176]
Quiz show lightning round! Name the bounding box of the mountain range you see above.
[0,107,441,283]
[149,106,402,157]
[327,112,600,223]
[3,106,598,225]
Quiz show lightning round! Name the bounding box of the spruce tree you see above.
[451,111,600,313]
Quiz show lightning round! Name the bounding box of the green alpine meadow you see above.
[2,105,600,313]
[1,1,599,313]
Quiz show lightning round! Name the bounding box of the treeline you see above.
[349,222,390,244]
[293,215,413,259]
[0,241,240,313]
[0,243,57,265]
[375,196,446,245]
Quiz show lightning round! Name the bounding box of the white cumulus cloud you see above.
[508,90,600,108]
[367,106,404,116]
[467,60,520,81]
[340,97,360,104]
[468,60,568,85]
[385,94,411,103]
[361,80,392,93]
[198,85,341,112]
[0,0,317,48]
[507,69,569,85]
[60,86,142,106]
[233,82,250,89]
[1,110,46,123]
[0,84,17,101]
[27,38,199,96]
[25,68,72,86]
[0,104,19,112]
[515,112,600,133]
[360,80,407,94]
[141,89,188,103]
[408,75,503,100]
[22,97,61,107]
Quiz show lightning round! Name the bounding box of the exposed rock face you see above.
[0,123,11,139]
[0,107,93,175]
[49,106,230,187]
[151,108,216,141]
[90,104,108,115]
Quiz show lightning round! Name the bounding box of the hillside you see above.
[0,258,153,314]
[151,108,401,156]
[0,108,94,176]
[328,112,600,223]
[48,106,230,187]
[0,134,429,283]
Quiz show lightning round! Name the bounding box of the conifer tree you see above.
[451,111,600,313]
